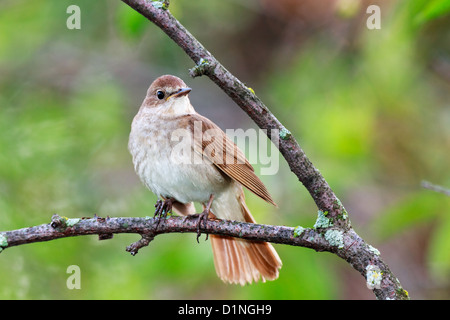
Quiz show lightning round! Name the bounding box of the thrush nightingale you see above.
[128,75,281,285]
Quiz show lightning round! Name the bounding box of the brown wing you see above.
[187,113,276,206]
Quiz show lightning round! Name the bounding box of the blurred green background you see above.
[0,0,449,299]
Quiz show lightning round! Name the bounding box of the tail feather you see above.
[210,187,282,285]
[210,235,281,285]
[169,184,282,285]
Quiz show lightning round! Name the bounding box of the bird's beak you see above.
[167,87,192,101]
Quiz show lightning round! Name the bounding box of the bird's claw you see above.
[195,211,209,243]
[154,198,174,229]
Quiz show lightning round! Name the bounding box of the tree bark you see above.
[0,213,407,300]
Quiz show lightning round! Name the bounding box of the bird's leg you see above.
[154,197,175,229]
[196,194,214,243]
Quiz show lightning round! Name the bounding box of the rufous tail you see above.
[210,193,282,285]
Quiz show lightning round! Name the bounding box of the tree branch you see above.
[0,213,407,299]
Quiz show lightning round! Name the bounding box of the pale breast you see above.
[128,112,228,204]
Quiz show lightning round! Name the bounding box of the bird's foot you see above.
[192,194,215,243]
[154,198,174,229]
[184,211,210,243]
[196,211,209,243]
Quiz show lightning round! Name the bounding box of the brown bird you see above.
[128,75,281,285]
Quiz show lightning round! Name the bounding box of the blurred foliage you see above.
[411,0,450,25]
[0,0,449,299]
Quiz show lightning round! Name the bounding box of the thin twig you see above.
[421,180,450,196]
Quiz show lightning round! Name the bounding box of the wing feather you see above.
[187,113,276,206]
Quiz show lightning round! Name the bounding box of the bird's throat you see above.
[166,96,195,115]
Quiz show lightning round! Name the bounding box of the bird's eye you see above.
[156,90,165,100]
